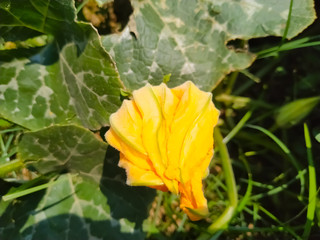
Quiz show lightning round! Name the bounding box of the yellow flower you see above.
[106,81,219,221]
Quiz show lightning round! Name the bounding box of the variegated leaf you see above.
[0,173,155,240]
[18,125,107,183]
[0,23,123,130]
[102,0,316,91]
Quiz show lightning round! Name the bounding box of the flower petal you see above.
[180,102,219,183]
[152,83,180,168]
[106,128,152,170]
[167,81,215,181]
[179,171,209,221]
[133,84,179,193]
[132,84,163,168]
[119,153,165,187]
[109,100,146,154]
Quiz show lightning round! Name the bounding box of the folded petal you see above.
[168,81,215,181]
[179,171,209,221]
[109,100,146,154]
[133,84,179,193]
[179,101,219,183]
[152,83,180,128]
[119,153,165,187]
[107,130,171,190]
[106,128,152,170]
[132,84,163,169]
[151,83,180,171]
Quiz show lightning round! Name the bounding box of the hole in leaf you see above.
[77,0,133,35]
[226,38,249,52]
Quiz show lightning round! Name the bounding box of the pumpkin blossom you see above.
[106,81,219,221]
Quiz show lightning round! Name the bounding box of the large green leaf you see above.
[18,125,107,182]
[211,0,316,39]
[0,173,155,240]
[4,136,156,239]
[102,0,316,91]
[0,0,75,35]
[0,17,123,130]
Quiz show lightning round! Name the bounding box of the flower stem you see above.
[208,127,238,233]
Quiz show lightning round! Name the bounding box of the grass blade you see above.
[2,178,61,201]
[223,110,253,144]
[259,206,301,240]
[281,0,294,43]
[236,155,253,214]
[302,123,317,240]
[246,124,305,196]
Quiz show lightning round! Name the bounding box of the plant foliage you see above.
[0,0,318,239]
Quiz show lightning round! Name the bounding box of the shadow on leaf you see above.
[100,146,156,227]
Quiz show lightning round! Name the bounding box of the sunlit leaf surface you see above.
[102,0,316,91]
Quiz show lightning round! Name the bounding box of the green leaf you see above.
[0,0,76,35]
[0,26,42,42]
[0,22,123,130]
[275,96,320,129]
[18,125,107,182]
[102,0,316,91]
[0,0,124,130]
[211,0,315,40]
[0,173,155,240]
